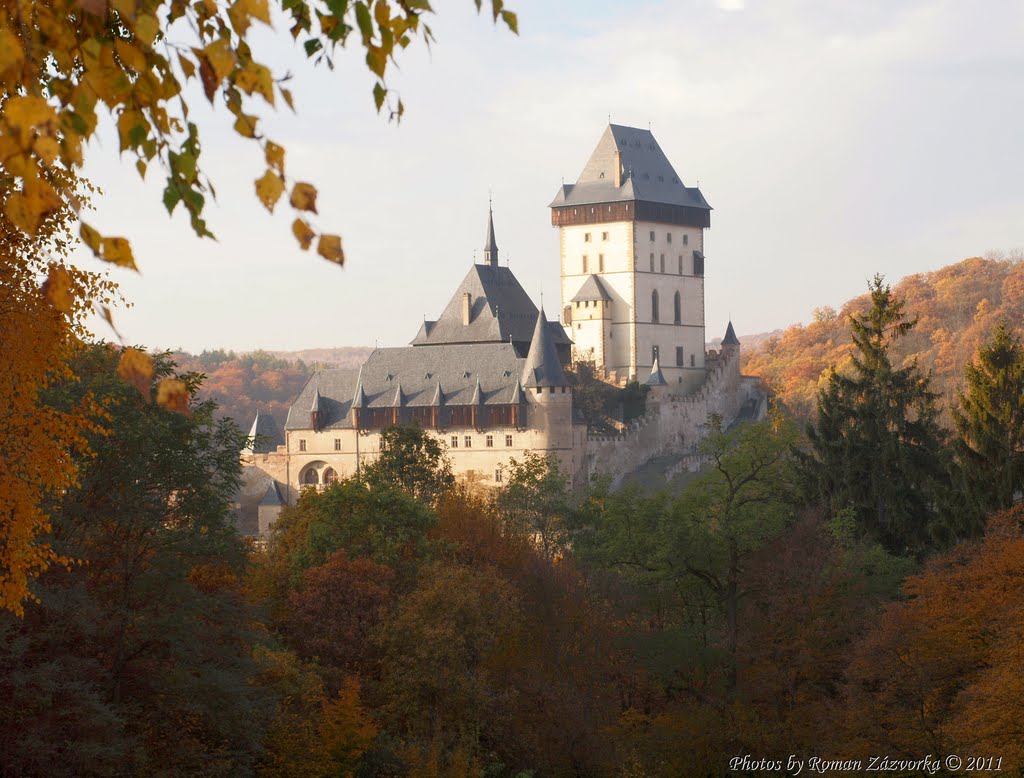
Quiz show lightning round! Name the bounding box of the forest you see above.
[3,266,1024,775]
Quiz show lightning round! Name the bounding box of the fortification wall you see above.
[582,346,745,487]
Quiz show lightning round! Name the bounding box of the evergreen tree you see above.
[952,321,1024,517]
[805,275,947,554]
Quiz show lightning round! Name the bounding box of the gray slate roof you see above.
[571,274,612,302]
[645,355,668,386]
[522,309,569,388]
[549,124,711,211]
[259,482,283,507]
[285,344,526,430]
[411,262,570,353]
[285,368,360,430]
[244,410,284,453]
[722,320,740,347]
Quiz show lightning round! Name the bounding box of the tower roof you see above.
[258,482,283,507]
[722,320,740,347]
[244,409,284,453]
[470,375,484,405]
[571,274,612,303]
[549,124,711,212]
[523,308,569,388]
[483,204,498,267]
[310,386,322,413]
[645,355,668,386]
[390,381,405,408]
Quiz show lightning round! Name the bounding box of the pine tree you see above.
[953,321,1024,516]
[806,275,947,554]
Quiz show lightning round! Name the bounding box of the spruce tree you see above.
[806,275,947,554]
[953,321,1024,516]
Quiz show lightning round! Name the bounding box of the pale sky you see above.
[72,0,1024,353]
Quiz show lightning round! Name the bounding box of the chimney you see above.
[462,292,472,326]
[613,149,622,187]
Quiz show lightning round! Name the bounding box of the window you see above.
[334,438,341,451]
[451,435,458,448]
[302,467,318,485]
[506,434,513,447]
[674,291,681,324]
[660,254,665,273]
[683,234,689,246]
[694,251,704,276]
[651,290,659,323]
[649,230,655,241]
[464,435,472,448]
[486,435,494,448]
[584,232,592,242]
[649,253,654,272]
[676,346,684,366]
[652,345,660,363]
[323,467,338,484]
[598,254,604,272]
[679,255,684,274]
[690,353,696,367]
[602,231,609,241]
[299,439,306,452]
[667,233,673,243]
[495,469,503,483]
[582,255,588,273]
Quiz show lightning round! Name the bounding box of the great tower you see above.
[551,124,711,391]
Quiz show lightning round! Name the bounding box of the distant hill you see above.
[171,347,372,432]
[741,256,1024,421]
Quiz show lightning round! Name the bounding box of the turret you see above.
[722,320,740,352]
[523,308,569,391]
[310,386,323,431]
[483,203,499,267]
[243,409,283,455]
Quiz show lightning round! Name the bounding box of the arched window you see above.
[674,291,681,324]
[302,467,319,485]
[651,290,659,323]
[323,467,338,484]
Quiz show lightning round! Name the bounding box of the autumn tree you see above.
[805,275,948,554]
[952,320,1024,518]
[362,422,455,505]
[495,450,572,559]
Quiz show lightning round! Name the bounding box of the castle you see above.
[235,124,762,536]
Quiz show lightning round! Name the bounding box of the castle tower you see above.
[551,124,712,392]
[522,307,574,458]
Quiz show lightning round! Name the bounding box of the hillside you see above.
[171,347,372,432]
[741,256,1024,421]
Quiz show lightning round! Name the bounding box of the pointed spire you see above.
[483,201,498,267]
[390,381,405,408]
[431,380,445,407]
[351,367,367,409]
[245,409,283,453]
[645,355,668,386]
[523,308,568,388]
[470,375,483,406]
[722,320,740,347]
[510,377,523,404]
[310,385,322,413]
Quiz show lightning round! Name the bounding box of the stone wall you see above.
[582,345,747,487]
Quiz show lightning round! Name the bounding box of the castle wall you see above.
[581,345,743,487]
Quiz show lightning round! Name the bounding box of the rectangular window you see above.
[649,253,654,272]
[584,232,591,242]
[465,435,472,448]
[598,254,604,272]
[495,469,503,483]
[660,254,665,273]
[678,255,683,274]
[486,435,494,448]
[676,346,684,366]
[506,434,513,447]
[334,438,341,451]
[690,353,696,367]
[451,435,458,448]
[683,234,689,245]
[694,251,704,276]
[601,231,609,241]
[649,230,655,241]
[652,345,660,363]
[582,255,588,273]
[299,439,306,452]
[667,233,673,243]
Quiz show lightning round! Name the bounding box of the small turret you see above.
[310,386,323,431]
[523,308,569,389]
[645,355,668,387]
[722,320,740,349]
[243,409,283,454]
[483,203,499,267]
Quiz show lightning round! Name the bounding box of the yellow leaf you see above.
[178,52,196,79]
[33,136,60,166]
[101,237,137,269]
[280,87,295,112]
[255,169,285,212]
[228,0,270,35]
[4,192,38,234]
[80,223,102,254]
[0,28,25,76]
[42,266,74,314]
[233,114,258,138]
[117,348,154,398]
[292,218,314,250]
[111,0,136,20]
[156,377,191,414]
[134,12,159,45]
[265,141,285,173]
[290,182,318,213]
[317,233,344,265]
[201,39,237,81]
[115,40,146,73]
[4,96,57,142]
[234,61,274,104]
[116,109,147,152]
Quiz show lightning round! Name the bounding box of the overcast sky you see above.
[71,0,1024,353]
